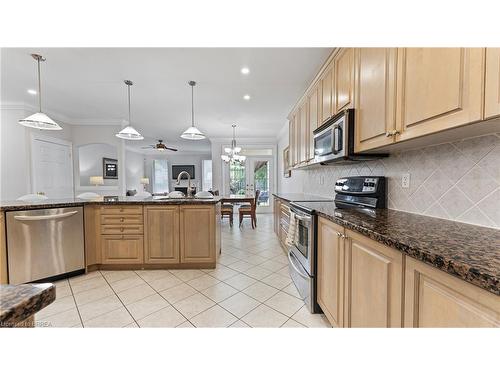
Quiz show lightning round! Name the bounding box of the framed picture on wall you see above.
[283,147,291,178]
[103,157,118,179]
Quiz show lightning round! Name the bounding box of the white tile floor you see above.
[35,214,331,328]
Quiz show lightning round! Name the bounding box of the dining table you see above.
[219,194,255,205]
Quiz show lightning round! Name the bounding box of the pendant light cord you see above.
[191,84,195,126]
[128,83,131,124]
[37,57,42,112]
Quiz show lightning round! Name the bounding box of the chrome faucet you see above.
[176,171,194,198]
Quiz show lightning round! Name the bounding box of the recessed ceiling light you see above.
[241,67,250,75]
[27,89,37,95]
[243,94,251,100]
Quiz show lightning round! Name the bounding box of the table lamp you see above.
[90,176,104,187]
[140,177,150,191]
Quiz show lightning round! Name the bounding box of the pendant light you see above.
[116,80,144,140]
[221,124,246,165]
[181,81,206,140]
[19,54,61,130]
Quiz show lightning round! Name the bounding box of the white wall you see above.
[78,143,118,186]
[143,153,211,193]
[0,106,73,200]
[125,150,145,193]
[72,124,123,196]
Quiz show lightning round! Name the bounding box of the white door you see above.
[245,157,273,213]
[31,134,74,198]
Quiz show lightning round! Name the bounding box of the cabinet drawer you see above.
[101,224,144,235]
[101,235,144,264]
[101,214,143,225]
[100,205,143,215]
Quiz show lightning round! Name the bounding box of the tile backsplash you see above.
[300,133,500,229]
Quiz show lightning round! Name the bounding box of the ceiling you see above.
[1,48,331,152]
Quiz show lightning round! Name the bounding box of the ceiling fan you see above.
[141,140,178,152]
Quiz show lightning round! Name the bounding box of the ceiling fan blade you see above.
[165,147,178,151]
[141,146,152,149]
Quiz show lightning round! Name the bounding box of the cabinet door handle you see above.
[120,227,124,232]
[341,234,348,240]
[120,218,124,222]
[336,231,342,237]
[386,129,400,137]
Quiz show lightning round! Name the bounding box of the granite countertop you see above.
[0,196,222,211]
[294,201,500,296]
[272,192,333,202]
[0,283,55,327]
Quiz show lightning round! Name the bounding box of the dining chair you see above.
[238,190,260,229]
[221,202,234,227]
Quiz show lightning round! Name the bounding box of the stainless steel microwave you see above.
[313,109,387,164]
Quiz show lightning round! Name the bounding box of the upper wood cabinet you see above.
[404,257,500,327]
[395,48,483,141]
[320,62,334,123]
[354,48,398,152]
[344,229,403,328]
[180,206,216,264]
[334,48,354,113]
[144,206,180,264]
[484,48,500,119]
[288,114,297,167]
[317,217,345,327]
[307,84,320,160]
[298,100,309,164]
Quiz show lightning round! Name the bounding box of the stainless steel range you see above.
[288,176,386,313]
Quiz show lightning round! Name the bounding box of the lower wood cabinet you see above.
[180,205,216,264]
[101,235,144,264]
[344,229,403,327]
[485,48,500,119]
[317,218,345,327]
[144,206,179,264]
[0,212,7,283]
[404,257,500,327]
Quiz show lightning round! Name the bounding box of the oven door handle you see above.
[288,250,309,279]
[290,210,311,222]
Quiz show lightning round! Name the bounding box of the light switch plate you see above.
[402,173,410,188]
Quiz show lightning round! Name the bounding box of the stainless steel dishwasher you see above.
[6,206,85,284]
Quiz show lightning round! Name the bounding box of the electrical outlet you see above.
[402,173,410,188]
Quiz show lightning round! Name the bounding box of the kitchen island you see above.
[0,283,55,327]
[0,197,222,283]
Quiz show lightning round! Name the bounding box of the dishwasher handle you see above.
[14,210,79,221]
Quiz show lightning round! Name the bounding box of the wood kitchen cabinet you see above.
[354,48,398,152]
[180,205,216,264]
[0,212,7,283]
[288,114,297,167]
[298,100,309,164]
[395,48,483,142]
[317,217,345,328]
[144,206,180,264]
[404,257,500,327]
[484,48,500,119]
[344,229,403,327]
[307,84,320,161]
[320,62,334,124]
[101,235,144,264]
[333,48,354,114]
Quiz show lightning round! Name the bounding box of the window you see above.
[229,161,246,195]
[202,159,212,191]
[152,159,169,193]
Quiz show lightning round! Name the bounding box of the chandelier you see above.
[221,124,246,165]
